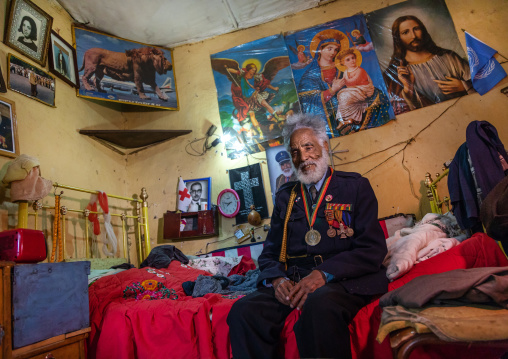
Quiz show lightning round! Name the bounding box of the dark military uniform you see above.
[228,168,388,359]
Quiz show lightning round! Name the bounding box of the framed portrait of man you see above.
[0,96,19,158]
[182,177,211,213]
[266,145,296,204]
[48,31,79,88]
[3,0,53,66]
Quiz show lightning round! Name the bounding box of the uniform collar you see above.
[304,167,329,192]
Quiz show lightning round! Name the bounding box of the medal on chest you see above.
[301,168,334,246]
[326,203,354,238]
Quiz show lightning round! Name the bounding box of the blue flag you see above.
[465,32,507,95]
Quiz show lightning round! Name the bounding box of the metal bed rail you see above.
[16,184,151,263]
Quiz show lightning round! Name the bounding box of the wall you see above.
[0,0,136,262]
[0,0,507,263]
[126,0,508,256]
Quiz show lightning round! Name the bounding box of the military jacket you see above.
[257,169,389,295]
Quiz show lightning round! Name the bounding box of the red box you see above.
[0,229,46,263]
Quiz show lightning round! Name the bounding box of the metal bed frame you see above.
[16,184,151,263]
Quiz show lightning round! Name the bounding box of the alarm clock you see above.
[217,188,240,218]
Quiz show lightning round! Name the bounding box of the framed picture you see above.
[182,177,211,213]
[3,0,53,66]
[0,64,6,93]
[73,25,178,110]
[48,31,79,88]
[8,53,56,107]
[266,145,296,204]
[0,96,19,158]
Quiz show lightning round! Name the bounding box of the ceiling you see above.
[56,0,331,49]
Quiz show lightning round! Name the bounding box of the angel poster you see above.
[211,34,301,159]
[285,14,395,138]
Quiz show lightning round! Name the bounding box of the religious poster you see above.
[228,163,269,225]
[211,34,301,159]
[366,0,472,115]
[284,14,394,139]
[266,145,296,204]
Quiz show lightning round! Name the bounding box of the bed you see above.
[86,213,508,359]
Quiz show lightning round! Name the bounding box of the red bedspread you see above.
[87,234,508,359]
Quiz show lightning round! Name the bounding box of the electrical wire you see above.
[335,96,463,200]
[185,134,220,157]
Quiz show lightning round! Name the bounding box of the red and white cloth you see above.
[86,191,117,257]
[177,177,191,212]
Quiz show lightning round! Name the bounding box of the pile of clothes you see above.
[383,212,465,281]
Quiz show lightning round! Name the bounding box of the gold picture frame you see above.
[8,53,56,107]
[3,0,53,66]
[0,96,20,158]
[73,25,179,110]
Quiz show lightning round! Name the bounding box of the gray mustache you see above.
[299,161,317,170]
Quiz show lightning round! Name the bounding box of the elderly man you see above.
[227,113,388,359]
[274,150,297,191]
[187,182,206,212]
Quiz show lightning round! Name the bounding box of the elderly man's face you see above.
[190,183,202,202]
[280,161,292,174]
[290,128,329,182]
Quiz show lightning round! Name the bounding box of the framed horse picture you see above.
[73,25,178,110]
[4,0,53,66]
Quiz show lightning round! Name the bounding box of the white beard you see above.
[295,148,330,185]
[282,167,293,177]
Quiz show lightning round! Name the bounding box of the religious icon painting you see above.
[266,145,296,204]
[366,0,472,115]
[211,34,301,159]
[228,163,269,225]
[284,14,395,138]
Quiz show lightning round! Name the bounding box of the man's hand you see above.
[272,277,294,305]
[396,60,415,95]
[287,270,326,310]
[433,76,465,95]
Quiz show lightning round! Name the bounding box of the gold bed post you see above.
[17,201,29,228]
[84,208,90,258]
[136,203,143,263]
[140,188,150,260]
[121,213,128,259]
[61,206,67,262]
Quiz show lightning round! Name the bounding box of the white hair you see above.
[282,113,329,152]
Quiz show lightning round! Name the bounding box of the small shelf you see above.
[79,129,192,155]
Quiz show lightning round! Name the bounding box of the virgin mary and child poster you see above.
[285,14,395,138]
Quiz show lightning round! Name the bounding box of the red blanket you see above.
[87,234,508,359]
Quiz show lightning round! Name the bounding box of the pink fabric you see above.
[10,166,52,202]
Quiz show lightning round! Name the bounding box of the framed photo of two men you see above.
[4,0,53,66]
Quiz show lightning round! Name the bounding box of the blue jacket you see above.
[257,169,388,296]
